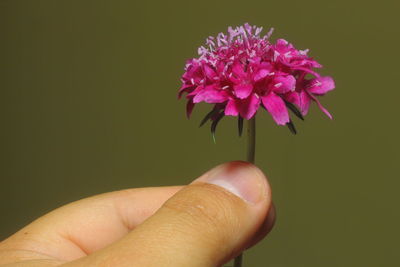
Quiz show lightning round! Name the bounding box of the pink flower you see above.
[178,23,335,134]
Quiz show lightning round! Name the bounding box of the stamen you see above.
[273,51,280,61]
[299,49,309,55]
[266,28,274,39]
[284,51,292,58]
[255,27,263,36]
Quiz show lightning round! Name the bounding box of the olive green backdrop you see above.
[1,0,399,266]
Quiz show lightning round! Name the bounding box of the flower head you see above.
[178,23,335,135]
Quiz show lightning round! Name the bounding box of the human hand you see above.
[0,161,275,267]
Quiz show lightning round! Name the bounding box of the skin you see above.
[0,161,275,267]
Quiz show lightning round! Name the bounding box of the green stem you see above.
[233,116,256,267]
[233,253,243,267]
[246,116,256,164]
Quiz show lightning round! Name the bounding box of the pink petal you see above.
[232,61,246,77]
[193,87,228,103]
[238,94,260,120]
[284,91,300,107]
[299,90,311,116]
[249,56,261,65]
[182,64,202,80]
[225,99,239,116]
[253,68,270,82]
[216,61,225,73]
[293,67,321,78]
[187,85,204,97]
[203,64,217,79]
[272,75,296,94]
[308,59,323,68]
[228,75,240,84]
[259,62,272,69]
[261,92,290,125]
[308,76,335,95]
[178,83,195,98]
[276,39,289,47]
[307,92,333,119]
[179,83,193,91]
[234,83,253,99]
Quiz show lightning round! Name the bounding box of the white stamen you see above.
[299,49,309,55]
[266,28,274,39]
[273,51,280,61]
[255,27,263,36]
[284,51,292,58]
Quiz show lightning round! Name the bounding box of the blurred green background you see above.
[1,0,399,266]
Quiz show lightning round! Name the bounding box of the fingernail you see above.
[195,161,268,204]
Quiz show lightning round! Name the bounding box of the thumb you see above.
[65,161,274,267]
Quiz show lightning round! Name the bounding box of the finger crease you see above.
[113,197,134,232]
[58,231,90,256]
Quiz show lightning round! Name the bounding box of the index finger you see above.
[0,186,182,264]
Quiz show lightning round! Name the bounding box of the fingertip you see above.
[246,203,276,249]
[66,162,274,267]
[195,161,271,205]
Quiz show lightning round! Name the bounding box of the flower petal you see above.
[225,99,239,116]
[308,76,335,95]
[182,63,202,80]
[307,92,333,119]
[299,90,311,116]
[276,38,289,48]
[178,83,195,98]
[293,67,321,78]
[238,94,260,120]
[203,64,217,80]
[234,83,253,99]
[261,92,290,125]
[232,61,246,77]
[193,87,228,103]
[272,75,296,94]
[284,91,300,107]
[253,68,270,82]
[187,85,204,97]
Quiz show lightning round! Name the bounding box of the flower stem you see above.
[246,116,256,164]
[234,116,256,267]
[233,253,243,267]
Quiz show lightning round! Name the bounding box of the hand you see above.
[0,161,275,267]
